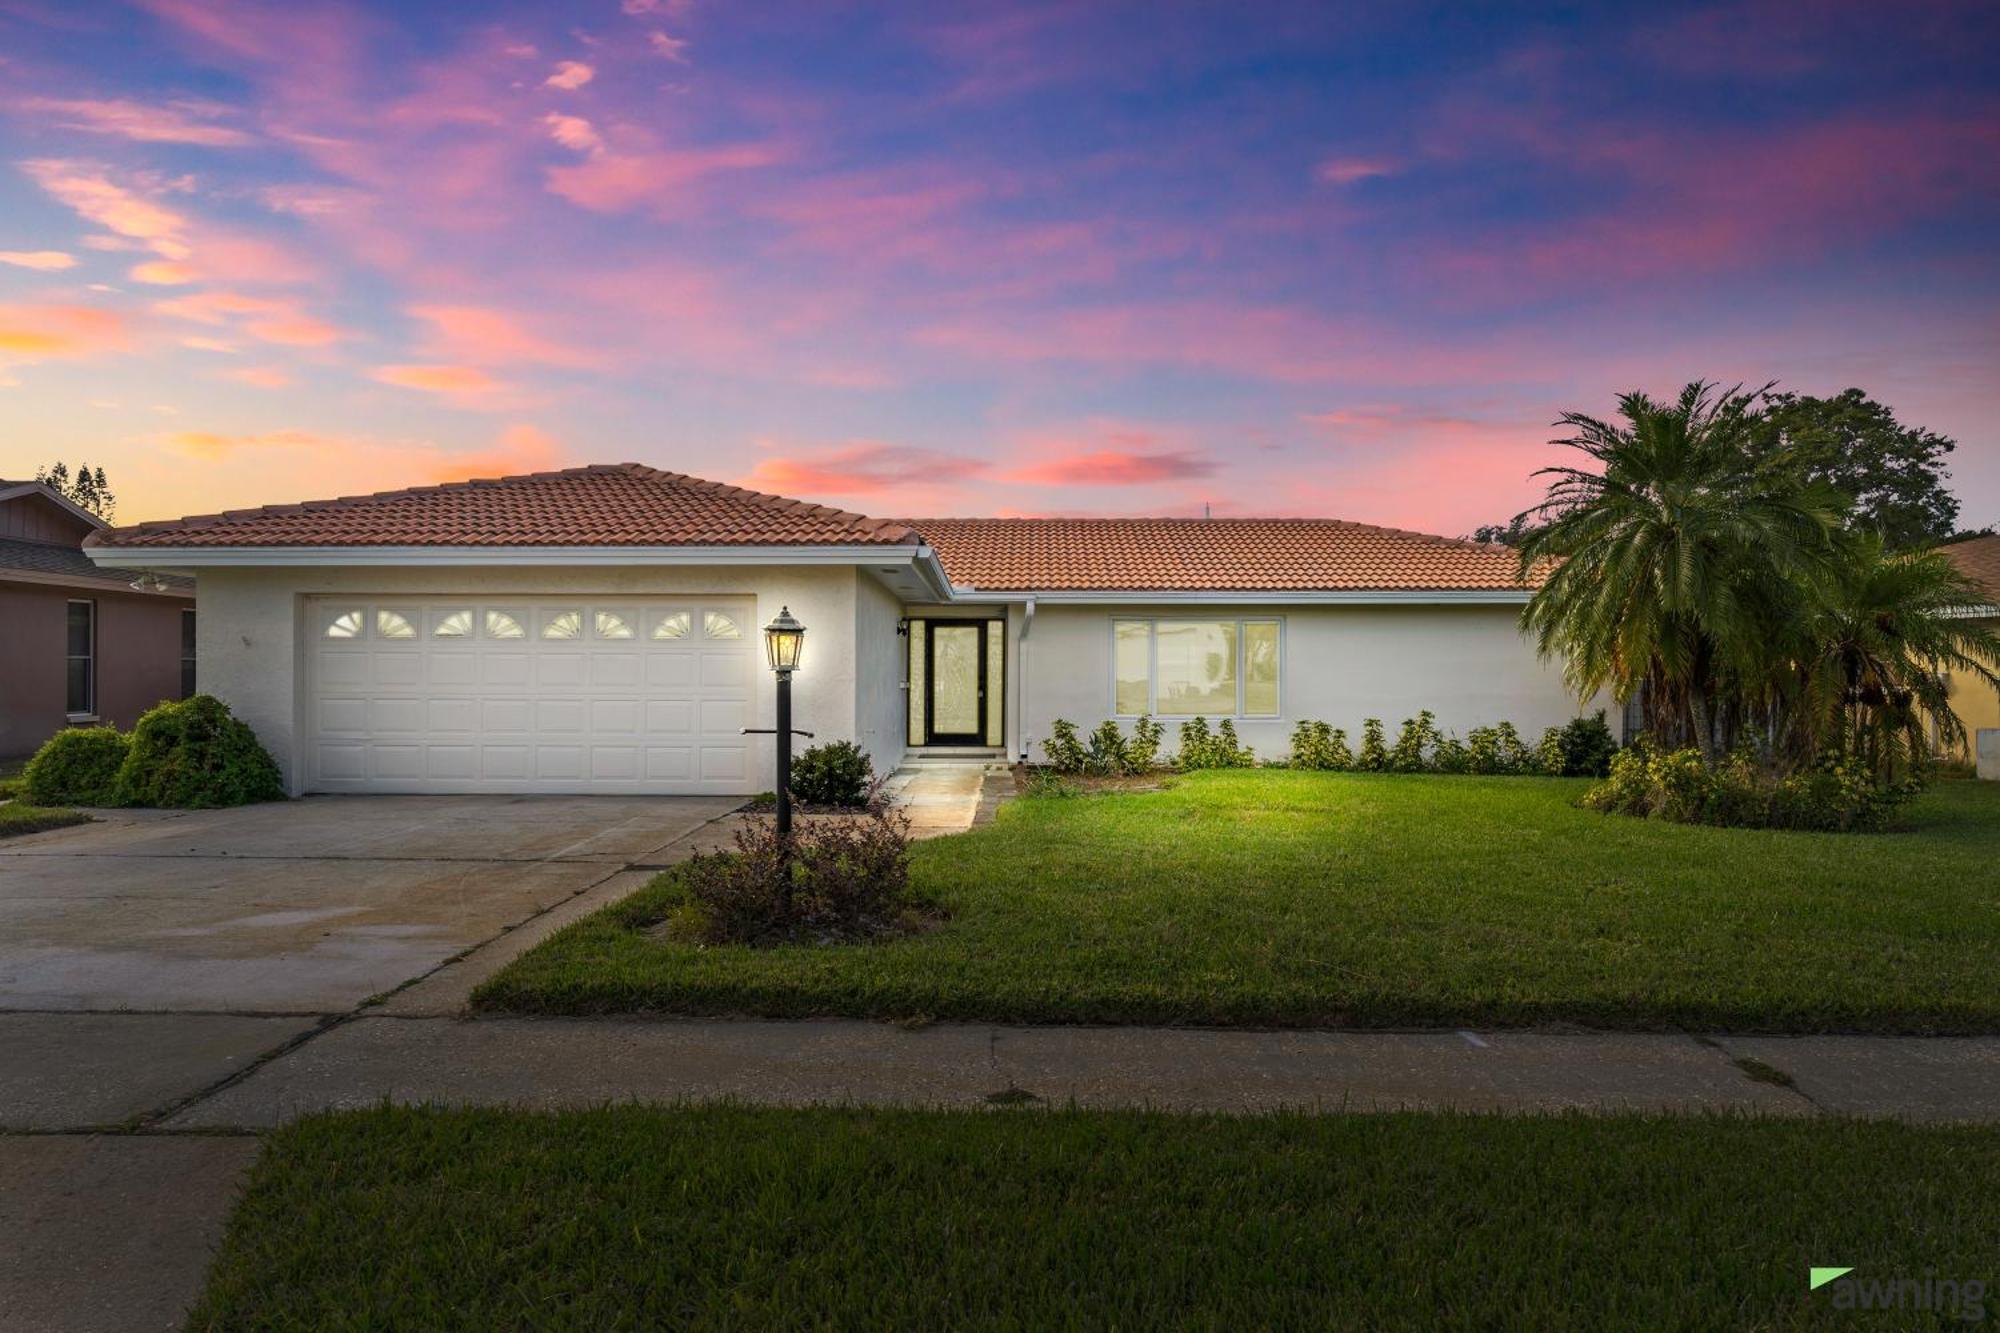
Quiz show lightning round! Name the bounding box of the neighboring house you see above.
[1941,534,2000,771]
[1,479,196,758]
[83,464,1598,796]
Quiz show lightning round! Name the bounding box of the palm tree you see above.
[1788,534,2000,778]
[1515,382,1845,758]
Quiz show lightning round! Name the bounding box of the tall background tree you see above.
[34,461,116,521]
[1753,388,1957,548]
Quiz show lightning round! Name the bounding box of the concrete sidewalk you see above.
[141,1015,2000,1127]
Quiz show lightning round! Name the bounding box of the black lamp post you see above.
[762,606,807,841]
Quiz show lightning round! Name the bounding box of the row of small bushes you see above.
[1038,711,1618,778]
[1582,740,1922,833]
[1043,716,1252,775]
[22,695,285,809]
[1290,711,1618,778]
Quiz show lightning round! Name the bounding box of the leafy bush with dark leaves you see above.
[1552,711,1620,777]
[114,695,284,809]
[790,740,875,808]
[660,808,928,945]
[22,726,129,806]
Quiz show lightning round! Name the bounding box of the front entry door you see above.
[926,621,988,745]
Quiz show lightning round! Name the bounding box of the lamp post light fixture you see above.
[762,607,807,842]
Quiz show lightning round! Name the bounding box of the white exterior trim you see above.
[950,587,1533,605]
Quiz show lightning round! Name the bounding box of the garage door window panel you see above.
[540,610,583,640]
[484,610,525,640]
[433,609,474,638]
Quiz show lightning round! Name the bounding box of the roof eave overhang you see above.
[84,541,956,590]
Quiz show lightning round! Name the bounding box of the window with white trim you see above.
[1111,618,1280,718]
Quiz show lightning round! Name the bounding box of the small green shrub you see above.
[1287,720,1352,771]
[1466,722,1535,775]
[1042,720,1088,774]
[1389,711,1444,772]
[1175,717,1255,771]
[1583,741,1919,832]
[790,740,875,808]
[1432,734,1470,773]
[22,726,129,806]
[658,807,927,946]
[1356,719,1388,772]
[1127,716,1165,773]
[1553,712,1619,778]
[114,695,284,809]
[1086,720,1131,776]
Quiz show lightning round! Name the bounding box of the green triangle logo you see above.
[1810,1267,1855,1291]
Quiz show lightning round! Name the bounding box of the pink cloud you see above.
[21,160,190,256]
[130,259,197,285]
[544,113,604,156]
[648,31,691,62]
[0,303,131,360]
[154,290,345,346]
[372,363,506,397]
[167,427,335,458]
[0,251,77,271]
[1315,155,1399,186]
[1004,446,1215,486]
[408,305,595,368]
[17,97,255,147]
[418,424,568,482]
[739,441,988,499]
[546,143,783,214]
[219,366,291,387]
[544,61,595,91]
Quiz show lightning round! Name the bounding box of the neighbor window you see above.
[1110,618,1280,717]
[66,600,95,717]
[180,609,196,698]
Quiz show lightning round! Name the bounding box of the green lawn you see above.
[190,1104,2000,1330]
[476,772,2000,1033]
[0,801,88,838]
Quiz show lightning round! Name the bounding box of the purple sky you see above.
[1,0,1995,533]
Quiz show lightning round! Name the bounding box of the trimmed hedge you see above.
[114,695,285,809]
[21,726,129,806]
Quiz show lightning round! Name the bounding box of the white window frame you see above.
[1109,616,1282,719]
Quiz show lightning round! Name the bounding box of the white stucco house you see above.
[84,464,1598,796]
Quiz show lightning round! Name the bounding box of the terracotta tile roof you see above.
[906,517,1541,592]
[86,464,918,550]
[1943,534,2000,605]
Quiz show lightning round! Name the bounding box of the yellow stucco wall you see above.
[1947,616,2000,753]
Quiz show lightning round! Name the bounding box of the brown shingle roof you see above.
[907,517,1539,592]
[1943,534,2000,605]
[87,464,918,550]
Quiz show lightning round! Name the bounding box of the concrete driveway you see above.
[0,794,739,1013]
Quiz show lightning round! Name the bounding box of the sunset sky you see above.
[0,0,1995,533]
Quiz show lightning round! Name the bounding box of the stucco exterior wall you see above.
[0,580,193,758]
[195,564,867,794]
[853,573,908,775]
[1947,617,2000,766]
[1017,601,1605,762]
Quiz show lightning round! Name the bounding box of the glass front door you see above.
[927,621,987,744]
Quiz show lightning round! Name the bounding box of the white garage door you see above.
[305,596,757,794]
